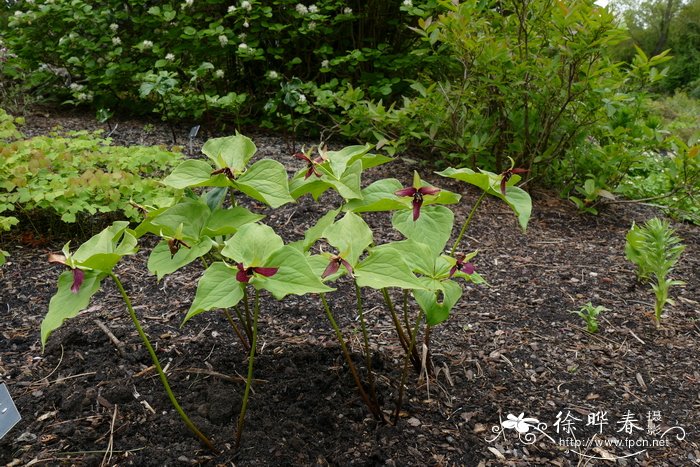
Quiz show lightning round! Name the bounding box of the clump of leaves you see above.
[570,302,608,333]
[625,218,685,326]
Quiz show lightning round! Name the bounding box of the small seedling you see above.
[570,302,608,333]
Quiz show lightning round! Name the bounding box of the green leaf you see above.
[502,186,532,232]
[373,240,436,277]
[147,239,213,281]
[392,206,454,257]
[235,159,295,208]
[163,159,230,189]
[343,178,406,213]
[202,206,264,237]
[322,212,373,266]
[324,159,363,201]
[221,223,283,266]
[252,246,334,299]
[326,144,371,177]
[290,208,340,252]
[414,280,462,326]
[289,174,333,201]
[437,167,531,231]
[41,270,105,348]
[71,221,138,272]
[184,262,244,325]
[149,199,211,242]
[201,134,256,172]
[354,248,425,290]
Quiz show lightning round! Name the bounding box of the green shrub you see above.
[0,126,182,230]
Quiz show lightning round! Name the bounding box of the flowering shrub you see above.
[3,0,443,130]
[42,133,531,449]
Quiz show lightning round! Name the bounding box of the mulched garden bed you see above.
[1,110,698,466]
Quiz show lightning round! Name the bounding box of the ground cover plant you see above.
[0,110,182,234]
[39,132,532,450]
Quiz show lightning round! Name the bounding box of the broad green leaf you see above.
[503,186,532,232]
[252,246,334,299]
[354,248,425,290]
[326,144,371,177]
[147,239,213,280]
[373,240,436,277]
[149,199,211,242]
[71,222,138,272]
[221,223,283,266]
[236,159,295,208]
[359,153,393,170]
[162,159,230,189]
[325,159,363,200]
[437,167,531,231]
[202,134,256,172]
[290,208,340,252]
[203,206,264,237]
[414,280,462,326]
[343,178,406,213]
[289,173,333,201]
[184,262,244,325]
[323,212,373,265]
[392,206,454,256]
[41,270,105,348]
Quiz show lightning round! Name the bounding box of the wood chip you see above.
[636,372,647,391]
[487,446,505,460]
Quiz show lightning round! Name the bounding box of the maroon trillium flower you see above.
[499,167,528,195]
[211,167,236,180]
[294,151,325,179]
[395,185,441,221]
[449,252,475,278]
[321,254,353,279]
[235,262,279,283]
[48,253,85,294]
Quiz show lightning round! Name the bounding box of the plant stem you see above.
[450,190,487,256]
[235,288,260,450]
[382,288,419,372]
[393,308,424,424]
[242,287,253,340]
[320,293,385,422]
[109,272,215,452]
[354,281,379,409]
[223,309,250,351]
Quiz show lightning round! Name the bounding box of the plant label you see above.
[0,383,21,440]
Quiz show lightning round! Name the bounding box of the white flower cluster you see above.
[321,59,329,68]
[343,7,352,14]
[215,69,225,78]
[112,37,122,45]
[165,53,175,61]
[109,23,119,31]
[308,4,318,13]
[241,0,252,11]
[267,70,279,80]
[219,35,229,46]
[402,0,412,6]
[238,42,248,50]
[69,83,85,92]
[142,40,154,49]
[228,5,237,13]
[295,3,308,15]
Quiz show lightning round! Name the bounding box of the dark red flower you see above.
[449,252,475,278]
[167,238,190,257]
[236,262,279,283]
[395,185,440,221]
[294,151,324,179]
[321,254,353,279]
[211,167,235,180]
[499,168,528,195]
[71,269,85,293]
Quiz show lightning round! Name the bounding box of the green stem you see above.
[355,281,379,407]
[109,272,215,452]
[235,288,260,450]
[393,308,424,424]
[320,294,385,422]
[450,190,487,256]
[242,287,253,339]
[382,288,419,372]
[224,309,250,351]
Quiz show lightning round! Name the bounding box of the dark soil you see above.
[1,110,699,466]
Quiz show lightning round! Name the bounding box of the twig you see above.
[95,319,125,357]
[179,367,267,384]
[100,405,117,467]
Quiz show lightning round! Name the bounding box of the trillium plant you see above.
[42,134,531,450]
